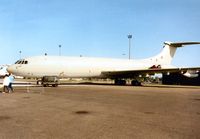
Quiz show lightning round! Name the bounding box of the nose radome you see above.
[7,66,14,74]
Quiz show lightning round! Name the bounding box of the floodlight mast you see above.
[59,45,61,56]
[19,51,22,59]
[127,34,132,59]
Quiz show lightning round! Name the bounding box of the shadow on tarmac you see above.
[59,82,200,89]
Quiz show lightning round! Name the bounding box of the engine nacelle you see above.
[183,70,199,78]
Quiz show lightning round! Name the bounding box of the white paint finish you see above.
[7,42,200,78]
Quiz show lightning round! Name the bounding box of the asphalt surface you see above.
[0,85,200,139]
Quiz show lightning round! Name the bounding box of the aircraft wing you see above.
[101,67,200,78]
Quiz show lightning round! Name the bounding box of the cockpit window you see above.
[14,59,28,64]
[18,61,22,64]
[15,60,19,64]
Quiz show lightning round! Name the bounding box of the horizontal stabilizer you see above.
[164,42,200,47]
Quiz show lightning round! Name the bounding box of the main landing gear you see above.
[114,79,126,85]
[131,80,141,86]
[114,79,142,86]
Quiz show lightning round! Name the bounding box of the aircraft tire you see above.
[114,79,126,85]
[131,80,141,86]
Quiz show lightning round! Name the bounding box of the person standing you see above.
[8,74,14,92]
[2,74,10,93]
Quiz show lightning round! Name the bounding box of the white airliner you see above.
[7,42,200,85]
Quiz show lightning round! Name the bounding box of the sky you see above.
[0,0,200,67]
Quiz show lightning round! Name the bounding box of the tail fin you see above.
[150,42,200,65]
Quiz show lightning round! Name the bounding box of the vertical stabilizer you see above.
[149,42,200,66]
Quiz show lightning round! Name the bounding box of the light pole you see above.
[127,34,132,59]
[19,51,22,59]
[59,45,61,56]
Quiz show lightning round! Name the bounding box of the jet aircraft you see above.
[7,42,200,85]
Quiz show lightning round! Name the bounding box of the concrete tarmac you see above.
[0,85,200,139]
